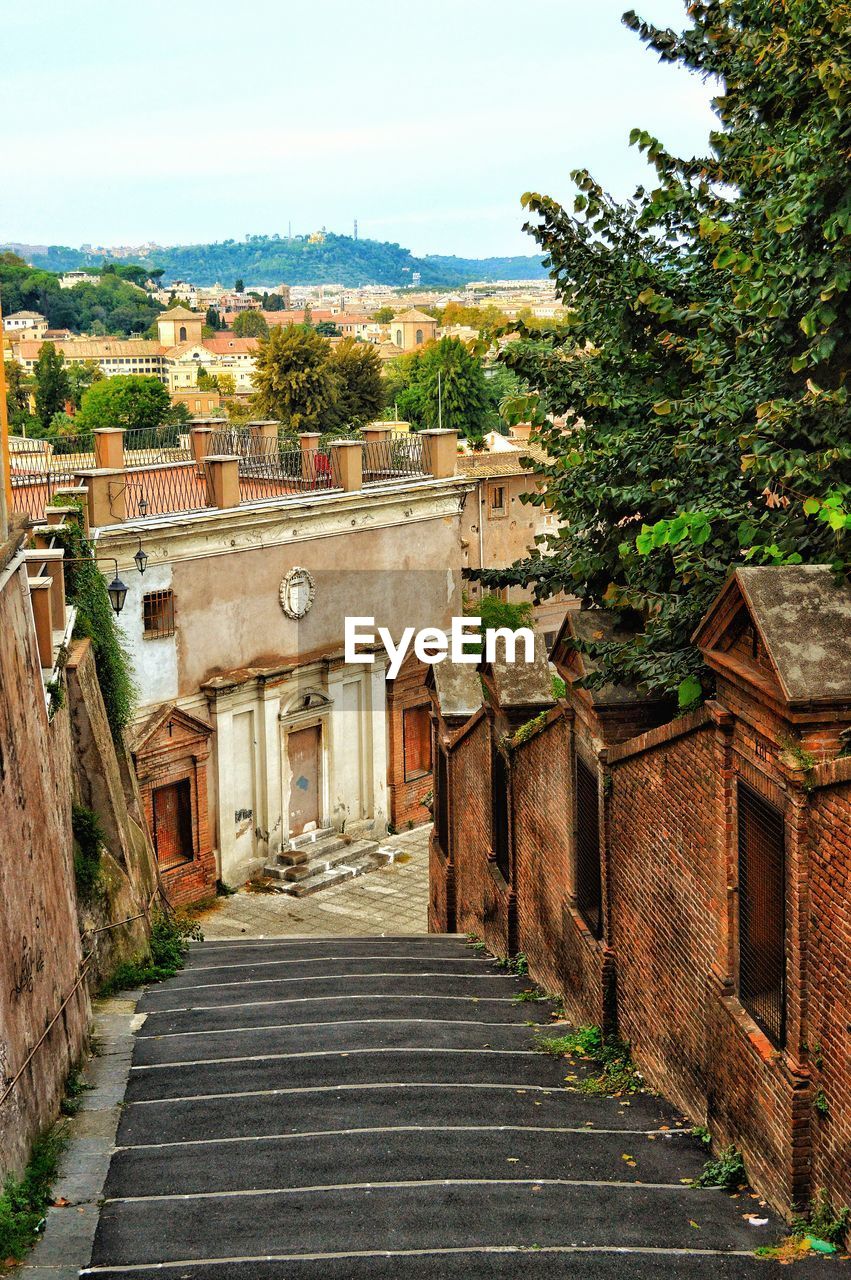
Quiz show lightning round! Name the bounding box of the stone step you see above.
[270,840,387,897]
[263,838,385,886]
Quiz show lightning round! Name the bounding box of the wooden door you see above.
[288,724,321,836]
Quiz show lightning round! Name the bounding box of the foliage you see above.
[487,0,851,700]
[373,306,395,324]
[792,1188,851,1246]
[71,802,105,904]
[551,674,566,699]
[232,310,269,338]
[0,1126,67,1262]
[813,1086,830,1117]
[54,522,135,741]
[77,375,173,435]
[0,256,161,335]
[511,710,549,748]
[514,987,547,1002]
[419,337,491,442]
[251,324,337,430]
[99,907,204,995]
[314,320,341,337]
[205,305,226,331]
[33,342,70,432]
[535,1024,643,1095]
[325,337,386,429]
[66,359,104,410]
[4,358,31,427]
[20,234,548,288]
[697,1144,746,1191]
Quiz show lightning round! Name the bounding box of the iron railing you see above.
[363,433,426,484]
[123,426,192,465]
[9,434,96,476]
[575,754,603,938]
[124,462,212,519]
[737,781,786,1047]
[237,447,337,504]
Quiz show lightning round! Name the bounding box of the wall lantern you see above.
[134,539,148,575]
[107,574,129,616]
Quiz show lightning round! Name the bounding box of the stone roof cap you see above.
[696,565,851,704]
[429,659,483,720]
[485,631,553,709]
[159,305,200,320]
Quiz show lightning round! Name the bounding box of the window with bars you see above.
[403,705,432,781]
[738,781,786,1046]
[489,485,506,515]
[152,778,194,871]
[143,589,175,639]
[575,754,603,938]
[491,744,510,882]
[435,746,450,856]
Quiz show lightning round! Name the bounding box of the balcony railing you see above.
[123,426,192,466]
[238,447,338,503]
[124,462,212,518]
[363,433,426,484]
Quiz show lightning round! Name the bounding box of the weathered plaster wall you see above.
[0,556,89,1181]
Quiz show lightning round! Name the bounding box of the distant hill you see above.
[5,233,549,288]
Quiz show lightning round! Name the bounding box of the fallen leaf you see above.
[689,1220,701,1230]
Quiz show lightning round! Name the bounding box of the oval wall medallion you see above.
[280,567,316,619]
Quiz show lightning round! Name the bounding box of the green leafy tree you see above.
[77,375,172,435]
[197,367,219,391]
[489,0,851,704]
[232,310,269,338]
[33,342,70,432]
[234,278,244,293]
[66,360,104,410]
[373,306,394,324]
[4,359,32,428]
[251,324,337,430]
[419,337,491,442]
[314,320,341,337]
[205,306,225,331]
[326,337,386,429]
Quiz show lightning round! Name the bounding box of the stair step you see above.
[278,843,384,897]
[276,850,309,867]
[264,838,383,884]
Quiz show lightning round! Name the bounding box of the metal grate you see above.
[143,589,175,639]
[738,781,786,1046]
[237,446,336,503]
[152,778,194,871]
[436,746,450,856]
[362,434,426,484]
[575,754,603,938]
[491,744,510,882]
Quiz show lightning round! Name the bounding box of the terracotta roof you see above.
[15,338,164,359]
[456,444,547,478]
[159,305,201,320]
[6,310,46,321]
[392,308,437,324]
[203,336,260,354]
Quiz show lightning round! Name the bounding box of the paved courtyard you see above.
[199,824,430,939]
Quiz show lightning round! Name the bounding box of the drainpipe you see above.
[478,481,484,575]
[0,291,10,540]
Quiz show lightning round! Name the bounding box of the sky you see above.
[1,0,719,259]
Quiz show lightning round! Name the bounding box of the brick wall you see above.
[437,670,851,1223]
[806,761,851,1218]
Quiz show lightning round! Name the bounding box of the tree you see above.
[314,320,341,337]
[4,359,32,428]
[232,310,269,338]
[206,306,225,331]
[251,324,337,430]
[216,372,236,397]
[419,337,491,442]
[33,342,70,433]
[197,367,219,391]
[234,278,244,294]
[487,1,851,704]
[67,360,104,410]
[77,375,172,435]
[326,338,386,429]
[373,306,394,325]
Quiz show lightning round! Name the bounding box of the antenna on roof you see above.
[353,219,358,241]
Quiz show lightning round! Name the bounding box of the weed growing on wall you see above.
[697,1145,746,1191]
[71,802,105,904]
[52,521,135,743]
[99,908,203,995]
[535,1025,644,1096]
[0,1127,66,1262]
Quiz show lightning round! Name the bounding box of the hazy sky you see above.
[2,0,718,258]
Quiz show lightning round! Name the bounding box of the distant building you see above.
[4,310,48,338]
[156,306,204,348]
[390,308,437,351]
[59,271,100,289]
[15,337,167,379]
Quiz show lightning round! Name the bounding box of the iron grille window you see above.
[143,589,175,639]
[491,745,510,882]
[403,705,432,781]
[152,778,194,871]
[738,781,786,1047]
[436,746,450,856]
[575,754,603,939]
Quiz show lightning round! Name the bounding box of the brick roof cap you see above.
[428,658,483,719]
[484,631,553,710]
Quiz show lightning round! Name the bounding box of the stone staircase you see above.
[263,829,389,897]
